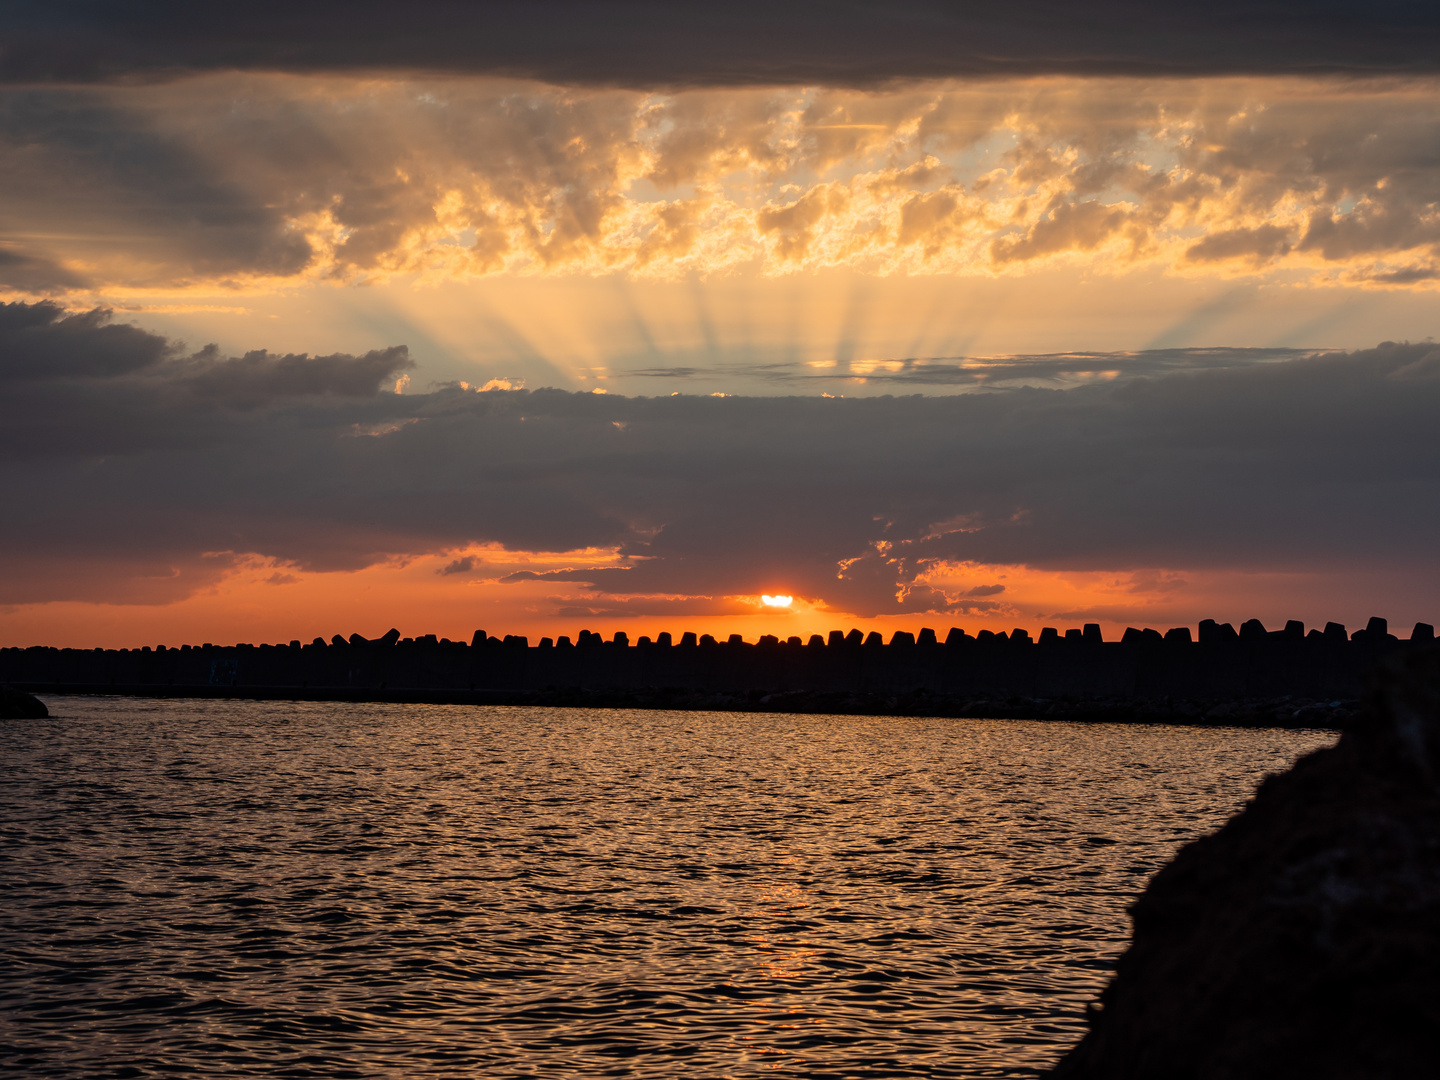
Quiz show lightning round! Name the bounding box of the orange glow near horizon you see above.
[2,549,1432,650]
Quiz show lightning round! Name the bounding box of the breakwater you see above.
[4,617,1433,725]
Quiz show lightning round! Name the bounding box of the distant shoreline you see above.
[19,683,1355,729]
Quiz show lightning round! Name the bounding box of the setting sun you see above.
[760,595,794,608]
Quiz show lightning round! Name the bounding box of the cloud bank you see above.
[4,302,1438,618]
[3,76,1439,296]
[6,2,1440,86]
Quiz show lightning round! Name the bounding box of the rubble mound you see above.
[0,684,48,719]
[1047,647,1440,1079]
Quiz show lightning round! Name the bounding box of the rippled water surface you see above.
[2,698,1333,1077]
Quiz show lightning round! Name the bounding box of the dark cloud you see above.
[1185,225,1293,266]
[965,585,1006,597]
[438,555,478,576]
[0,304,417,600]
[5,3,1440,86]
[0,246,88,292]
[183,346,414,408]
[2,302,1438,615]
[0,300,171,380]
[1349,263,1440,285]
[0,88,314,287]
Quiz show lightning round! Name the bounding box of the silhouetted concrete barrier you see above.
[4,619,1435,724]
[1047,643,1440,1077]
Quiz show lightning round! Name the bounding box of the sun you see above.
[760,594,794,608]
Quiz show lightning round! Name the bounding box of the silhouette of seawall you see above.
[4,619,1434,722]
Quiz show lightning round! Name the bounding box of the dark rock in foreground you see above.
[1047,646,1440,1079]
[0,684,48,719]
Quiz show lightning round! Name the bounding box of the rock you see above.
[1239,617,1268,641]
[1353,616,1397,643]
[1199,619,1239,644]
[1046,646,1440,1079]
[0,685,48,719]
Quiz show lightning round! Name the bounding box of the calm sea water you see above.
[1,698,1332,1078]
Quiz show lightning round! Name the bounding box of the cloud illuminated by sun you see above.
[760,594,794,607]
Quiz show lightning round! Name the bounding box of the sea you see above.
[0,698,1334,1078]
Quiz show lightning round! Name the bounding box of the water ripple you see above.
[1,699,1332,1077]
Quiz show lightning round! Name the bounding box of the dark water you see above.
[1,698,1332,1078]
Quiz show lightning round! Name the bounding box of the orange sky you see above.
[5,548,1431,650]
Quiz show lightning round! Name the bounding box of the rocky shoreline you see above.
[1046,645,1440,1077]
[0,684,48,719]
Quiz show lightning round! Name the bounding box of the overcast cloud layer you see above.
[6,2,1440,86]
[4,76,1440,296]
[4,301,1437,616]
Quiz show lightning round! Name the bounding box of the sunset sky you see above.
[4,1,1440,647]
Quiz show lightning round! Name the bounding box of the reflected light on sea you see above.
[0,699,1334,1078]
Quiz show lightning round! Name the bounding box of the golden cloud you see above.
[4,75,1440,295]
